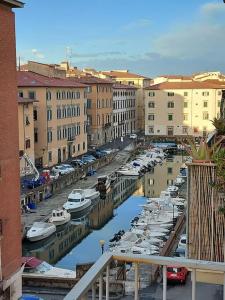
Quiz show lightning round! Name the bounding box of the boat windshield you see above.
[68,198,82,203]
[36,262,52,273]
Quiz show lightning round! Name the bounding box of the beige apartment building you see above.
[99,70,151,132]
[70,76,113,147]
[18,96,35,175]
[18,71,88,167]
[112,83,137,138]
[145,81,225,138]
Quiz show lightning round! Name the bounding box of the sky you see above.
[15,0,225,77]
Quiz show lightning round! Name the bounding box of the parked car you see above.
[61,164,75,173]
[83,154,97,161]
[178,234,187,249]
[102,148,113,154]
[173,247,186,258]
[95,150,107,158]
[167,266,188,283]
[130,133,137,139]
[82,157,95,164]
[52,165,70,175]
[70,159,85,167]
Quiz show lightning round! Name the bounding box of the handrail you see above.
[64,252,225,300]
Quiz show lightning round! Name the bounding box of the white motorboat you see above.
[83,188,100,200]
[26,222,56,242]
[63,189,92,212]
[22,256,76,278]
[174,176,185,186]
[48,209,71,226]
[167,185,179,193]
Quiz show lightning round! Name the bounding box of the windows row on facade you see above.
[113,90,136,97]
[148,91,222,97]
[113,99,136,109]
[48,142,86,163]
[147,125,208,136]
[113,110,136,123]
[96,85,112,93]
[96,98,113,109]
[147,100,221,109]
[147,112,216,121]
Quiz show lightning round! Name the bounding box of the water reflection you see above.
[22,156,184,267]
[143,155,184,197]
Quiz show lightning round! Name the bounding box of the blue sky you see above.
[15,0,225,76]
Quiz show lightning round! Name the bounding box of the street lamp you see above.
[99,239,105,254]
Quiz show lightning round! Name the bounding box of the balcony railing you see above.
[64,252,225,300]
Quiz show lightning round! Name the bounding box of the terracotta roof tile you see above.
[101,71,150,79]
[70,76,113,85]
[17,71,88,88]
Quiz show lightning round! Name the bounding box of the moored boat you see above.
[26,222,56,242]
[48,208,71,226]
[63,189,92,212]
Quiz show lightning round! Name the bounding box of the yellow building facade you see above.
[145,81,225,138]
[18,71,88,167]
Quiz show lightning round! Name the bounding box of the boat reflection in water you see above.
[143,155,184,198]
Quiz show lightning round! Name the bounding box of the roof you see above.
[159,75,192,80]
[145,81,223,90]
[2,0,24,8]
[17,71,88,88]
[113,83,137,90]
[101,71,150,79]
[71,76,113,85]
[22,257,42,268]
[18,96,37,104]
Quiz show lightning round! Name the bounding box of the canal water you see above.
[22,155,184,270]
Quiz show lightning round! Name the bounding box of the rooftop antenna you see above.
[66,47,73,68]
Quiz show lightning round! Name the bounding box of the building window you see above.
[203,127,207,137]
[168,114,173,121]
[203,101,208,108]
[167,126,174,136]
[203,112,209,120]
[57,127,61,140]
[47,108,52,121]
[87,99,92,109]
[218,100,221,108]
[184,114,188,121]
[34,129,38,143]
[202,91,209,96]
[167,167,173,174]
[48,151,52,162]
[28,91,36,100]
[83,142,85,150]
[47,129,53,143]
[33,109,37,121]
[25,139,31,149]
[46,90,51,100]
[78,144,80,152]
[149,126,154,134]
[182,126,188,134]
[149,92,155,97]
[148,114,154,121]
[184,92,188,96]
[148,101,155,108]
[56,91,61,100]
[184,101,188,108]
[25,115,30,126]
[168,101,174,108]
[218,91,222,96]
[168,92,174,97]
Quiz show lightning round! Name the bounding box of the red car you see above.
[167,266,188,283]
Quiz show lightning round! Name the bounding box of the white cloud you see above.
[201,2,225,16]
[122,18,151,31]
[31,49,45,59]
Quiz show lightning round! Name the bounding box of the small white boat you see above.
[22,256,76,278]
[63,189,92,212]
[167,185,179,193]
[26,222,56,242]
[48,209,71,226]
[174,177,185,186]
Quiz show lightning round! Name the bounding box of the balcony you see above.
[64,252,225,300]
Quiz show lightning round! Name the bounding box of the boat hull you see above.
[63,199,91,213]
[27,226,56,242]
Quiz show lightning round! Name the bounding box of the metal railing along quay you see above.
[64,252,225,300]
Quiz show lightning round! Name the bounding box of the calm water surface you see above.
[23,155,184,270]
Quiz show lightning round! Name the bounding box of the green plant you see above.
[212,117,225,135]
[183,137,225,161]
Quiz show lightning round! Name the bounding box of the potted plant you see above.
[212,117,225,136]
[183,137,225,163]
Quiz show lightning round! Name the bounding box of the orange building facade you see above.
[0,1,24,298]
